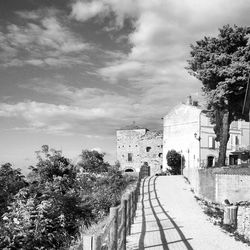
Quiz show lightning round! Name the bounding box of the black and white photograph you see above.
[0,0,250,249]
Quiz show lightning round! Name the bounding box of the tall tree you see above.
[187,25,250,166]
[78,150,109,173]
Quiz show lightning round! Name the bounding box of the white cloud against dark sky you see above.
[0,0,250,171]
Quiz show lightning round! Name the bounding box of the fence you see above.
[83,171,144,250]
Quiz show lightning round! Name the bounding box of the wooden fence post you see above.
[131,191,135,223]
[127,194,131,235]
[121,197,127,250]
[109,207,118,250]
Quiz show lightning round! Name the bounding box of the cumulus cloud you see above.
[0,10,90,67]
[72,0,250,112]
[71,0,138,27]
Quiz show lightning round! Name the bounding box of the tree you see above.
[166,150,182,175]
[0,146,93,249]
[0,163,27,216]
[78,150,109,173]
[187,25,250,166]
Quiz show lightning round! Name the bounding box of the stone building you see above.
[163,96,250,171]
[116,124,163,175]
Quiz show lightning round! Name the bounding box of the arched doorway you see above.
[125,168,134,172]
[207,156,214,167]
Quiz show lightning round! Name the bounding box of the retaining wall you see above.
[184,167,250,203]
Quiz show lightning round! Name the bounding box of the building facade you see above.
[163,97,250,170]
[116,124,163,175]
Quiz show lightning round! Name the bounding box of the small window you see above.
[128,153,133,162]
[208,136,215,149]
[235,136,239,145]
[158,153,162,157]
[161,145,163,148]
[146,147,151,152]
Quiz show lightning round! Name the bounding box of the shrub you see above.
[166,150,182,175]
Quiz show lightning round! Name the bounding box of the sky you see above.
[1,0,250,173]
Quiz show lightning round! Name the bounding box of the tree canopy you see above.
[166,150,182,175]
[187,25,250,166]
[78,150,109,173]
[0,163,27,216]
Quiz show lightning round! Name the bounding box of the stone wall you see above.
[216,174,250,203]
[237,205,250,241]
[198,169,216,202]
[116,128,163,174]
[184,167,250,203]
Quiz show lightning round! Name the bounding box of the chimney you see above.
[186,95,192,105]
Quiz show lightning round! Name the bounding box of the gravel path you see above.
[126,176,249,250]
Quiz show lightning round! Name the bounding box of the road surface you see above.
[126,176,249,250]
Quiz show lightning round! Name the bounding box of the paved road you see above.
[127,176,249,250]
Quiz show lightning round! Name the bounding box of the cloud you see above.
[71,1,109,22]
[81,0,250,110]
[70,0,138,27]
[1,78,177,136]
[0,10,90,67]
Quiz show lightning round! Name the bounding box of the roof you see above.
[117,122,147,131]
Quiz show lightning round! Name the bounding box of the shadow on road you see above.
[137,176,193,250]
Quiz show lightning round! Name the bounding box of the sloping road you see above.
[127,176,249,250]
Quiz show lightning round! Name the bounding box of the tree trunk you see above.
[217,110,230,166]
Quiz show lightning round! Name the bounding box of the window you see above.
[158,153,162,157]
[229,155,238,165]
[208,136,215,149]
[235,135,239,145]
[146,147,151,152]
[231,135,239,147]
[128,153,133,162]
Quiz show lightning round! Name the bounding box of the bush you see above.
[0,146,137,249]
[166,150,182,175]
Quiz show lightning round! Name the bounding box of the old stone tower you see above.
[116,123,163,175]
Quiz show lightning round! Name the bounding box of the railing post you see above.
[131,190,136,223]
[127,193,132,235]
[109,207,118,250]
[121,197,127,250]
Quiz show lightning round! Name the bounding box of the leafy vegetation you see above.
[187,25,250,166]
[0,163,27,217]
[166,150,182,175]
[0,146,135,249]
